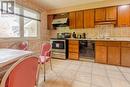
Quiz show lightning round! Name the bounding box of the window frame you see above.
[0,3,41,40]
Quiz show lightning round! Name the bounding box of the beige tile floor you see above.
[38,59,130,87]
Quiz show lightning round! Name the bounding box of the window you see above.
[24,9,39,37]
[0,2,40,38]
[0,4,20,37]
[0,14,20,37]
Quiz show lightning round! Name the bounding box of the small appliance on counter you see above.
[72,32,86,39]
[77,34,82,39]
[57,33,71,39]
[82,33,86,39]
[72,32,76,38]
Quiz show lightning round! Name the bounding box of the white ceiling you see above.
[33,0,106,10]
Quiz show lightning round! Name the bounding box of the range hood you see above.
[52,18,68,27]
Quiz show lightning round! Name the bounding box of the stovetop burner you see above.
[50,38,67,40]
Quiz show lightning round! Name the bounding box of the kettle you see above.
[72,32,76,38]
[82,33,86,39]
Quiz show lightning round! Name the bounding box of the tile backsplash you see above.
[50,24,130,38]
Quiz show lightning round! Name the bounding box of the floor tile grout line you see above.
[74,62,93,86]
[117,67,130,85]
[52,60,81,87]
[44,60,71,87]
[90,62,93,87]
[70,61,82,86]
[39,59,130,87]
[104,65,113,87]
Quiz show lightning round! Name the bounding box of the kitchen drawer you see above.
[69,52,79,60]
[69,48,79,53]
[69,40,79,45]
[69,44,79,48]
[52,52,66,59]
[107,42,120,47]
[121,42,130,47]
[95,41,107,46]
[69,45,79,52]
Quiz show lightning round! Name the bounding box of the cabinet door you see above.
[69,53,79,60]
[69,45,79,53]
[106,6,117,21]
[118,5,130,27]
[47,15,54,29]
[95,8,106,22]
[121,47,130,67]
[69,12,76,29]
[68,40,79,60]
[84,9,94,28]
[75,11,84,29]
[95,46,107,64]
[108,47,120,65]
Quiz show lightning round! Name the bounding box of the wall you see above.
[50,25,130,39]
[0,0,49,53]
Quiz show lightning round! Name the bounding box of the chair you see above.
[1,57,38,87]
[18,41,28,51]
[8,41,28,51]
[38,43,52,82]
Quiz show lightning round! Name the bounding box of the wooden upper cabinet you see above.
[47,15,54,30]
[95,6,117,23]
[69,12,76,29]
[106,6,117,21]
[95,8,106,22]
[84,9,95,28]
[118,5,130,27]
[75,11,84,29]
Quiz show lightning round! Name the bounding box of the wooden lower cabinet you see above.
[69,53,79,60]
[121,47,130,67]
[95,41,107,64]
[95,41,121,65]
[108,47,120,65]
[69,45,79,52]
[95,45,107,64]
[68,40,79,60]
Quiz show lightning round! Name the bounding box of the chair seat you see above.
[39,56,50,64]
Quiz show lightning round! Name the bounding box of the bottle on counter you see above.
[72,32,76,38]
[82,33,86,39]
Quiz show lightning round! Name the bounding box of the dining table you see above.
[0,48,34,82]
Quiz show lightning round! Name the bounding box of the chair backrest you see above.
[18,41,28,51]
[40,43,51,56]
[3,57,38,87]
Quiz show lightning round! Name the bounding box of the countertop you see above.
[67,37,130,42]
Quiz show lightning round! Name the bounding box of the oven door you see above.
[52,41,65,49]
